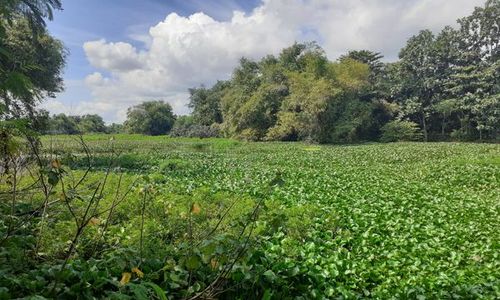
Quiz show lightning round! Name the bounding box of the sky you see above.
[42,0,485,123]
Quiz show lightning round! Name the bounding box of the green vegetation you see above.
[1,0,499,299]
[124,101,176,136]
[0,1,65,121]
[182,1,499,142]
[1,135,499,298]
[380,121,423,143]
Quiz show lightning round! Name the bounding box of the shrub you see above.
[238,128,261,141]
[170,124,220,138]
[450,129,476,141]
[380,120,422,142]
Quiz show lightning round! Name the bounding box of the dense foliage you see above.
[380,120,423,143]
[1,135,498,298]
[1,0,66,191]
[169,116,220,138]
[124,101,176,136]
[38,113,107,134]
[182,1,499,142]
[0,5,65,120]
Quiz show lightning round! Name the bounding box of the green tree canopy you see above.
[0,18,66,119]
[78,114,106,133]
[181,0,499,142]
[188,81,228,126]
[124,101,176,136]
[49,113,79,134]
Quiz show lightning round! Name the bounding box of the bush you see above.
[237,128,261,141]
[380,120,422,142]
[170,123,220,138]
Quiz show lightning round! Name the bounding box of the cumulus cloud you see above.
[84,40,143,72]
[75,0,484,122]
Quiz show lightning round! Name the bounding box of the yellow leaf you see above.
[210,258,218,270]
[88,217,101,226]
[191,203,201,215]
[132,267,144,278]
[120,272,131,285]
[51,159,61,169]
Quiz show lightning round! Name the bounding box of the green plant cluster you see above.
[1,135,498,299]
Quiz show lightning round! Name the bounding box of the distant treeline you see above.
[42,0,499,142]
[36,112,123,135]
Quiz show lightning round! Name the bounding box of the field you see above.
[1,135,499,299]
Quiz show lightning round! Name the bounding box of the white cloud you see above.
[68,0,484,122]
[84,39,144,72]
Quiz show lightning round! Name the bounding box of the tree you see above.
[1,19,66,119]
[380,120,423,142]
[433,99,458,137]
[221,63,272,138]
[457,0,499,63]
[340,50,384,75]
[30,109,50,133]
[78,114,106,133]
[220,43,329,141]
[49,113,79,134]
[397,30,439,141]
[106,123,124,134]
[266,72,340,142]
[444,0,500,139]
[124,101,176,135]
[1,0,62,32]
[170,115,194,137]
[0,2,64,166]
[188,81,228,126]
[1,0,65,119]
[267,58,371,143]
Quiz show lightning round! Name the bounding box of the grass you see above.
[2,134,499,299]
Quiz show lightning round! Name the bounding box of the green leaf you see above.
[262,289,272,300]
[185,255,201,270]
[130,283,149,300]
[144,282,168,300]
[263,270,277,282]
[47,171,59,186]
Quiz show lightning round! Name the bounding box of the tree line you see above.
[32,112,121,134]
[1,0,498,143]
[183,0,499,142]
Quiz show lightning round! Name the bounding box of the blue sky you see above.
[45,0,261,120]
[43,0,485,123]
[48,0,261,79]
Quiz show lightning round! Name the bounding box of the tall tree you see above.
[188,81,228,126]
[1,20,66,119]
[444,0,500,139]
[340,50,384,76]
[397,30,439,141]
[1,0,62,31]
[267,58,371,143]
[1,2,65,165]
